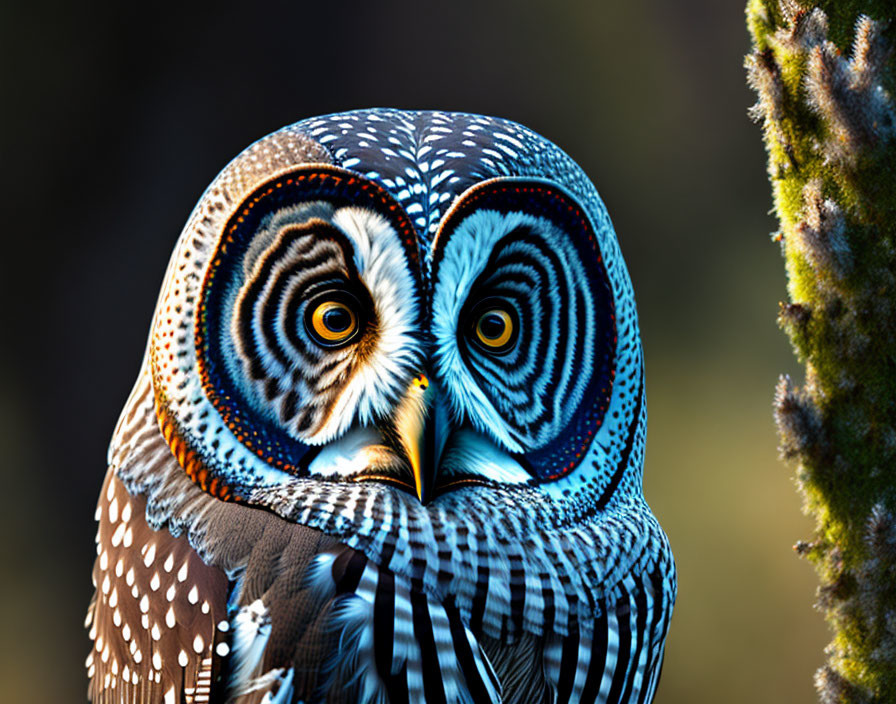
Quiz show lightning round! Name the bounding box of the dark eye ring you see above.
[304,292,362,347]
[468,298,518,355]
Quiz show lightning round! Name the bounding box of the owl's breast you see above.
[107,391,673,703]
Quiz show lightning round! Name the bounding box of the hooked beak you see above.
[394,374,449,503]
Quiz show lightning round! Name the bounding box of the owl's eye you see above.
[305,294,361,347]
[470,300,517,354]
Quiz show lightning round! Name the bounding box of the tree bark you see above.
[746,2,896,701]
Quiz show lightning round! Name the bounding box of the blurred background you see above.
[0,0,827,701]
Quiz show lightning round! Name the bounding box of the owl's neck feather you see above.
[112,372,674,641]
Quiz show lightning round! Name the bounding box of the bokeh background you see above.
[1,1,828,701]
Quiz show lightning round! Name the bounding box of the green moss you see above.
[745,0,778,52]
[815,0,896,49]
[749,1,896,700]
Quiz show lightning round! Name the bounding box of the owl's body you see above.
[86,109,675,704]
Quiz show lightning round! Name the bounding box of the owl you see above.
[85,109,675,704]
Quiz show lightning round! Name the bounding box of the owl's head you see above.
[139,110,644,519]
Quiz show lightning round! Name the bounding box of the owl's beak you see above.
[394,374,447,504]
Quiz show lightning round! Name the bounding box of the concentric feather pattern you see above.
[87,108,676,703]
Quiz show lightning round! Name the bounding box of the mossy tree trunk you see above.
[746,1,896,701]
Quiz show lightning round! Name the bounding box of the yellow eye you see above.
[309,300,358,345]
[475,308,514,350]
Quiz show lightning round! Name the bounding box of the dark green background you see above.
[0,1,826,701]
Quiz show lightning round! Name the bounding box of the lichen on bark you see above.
[746,1,896,701]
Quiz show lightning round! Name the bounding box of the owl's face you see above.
[144,110,643,524]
